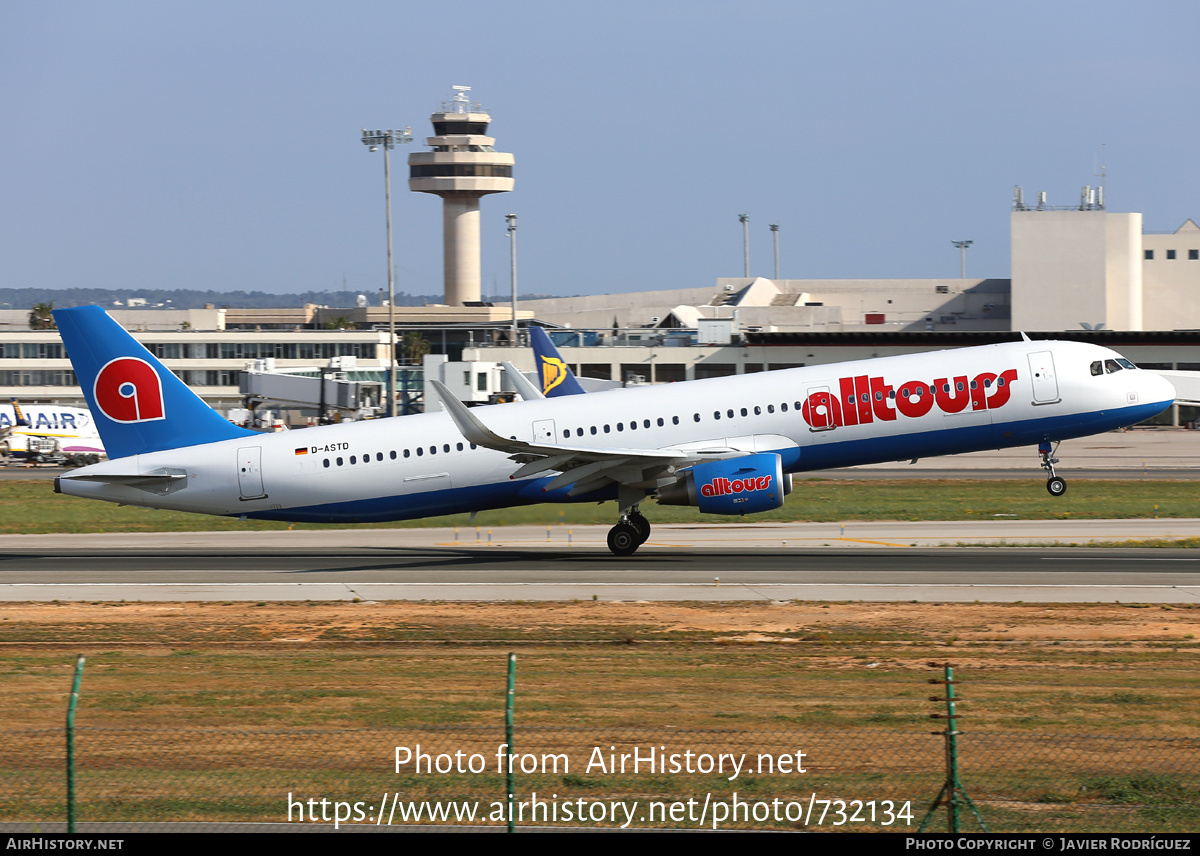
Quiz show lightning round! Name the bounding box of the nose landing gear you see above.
[1039,441,1067,496]
[607,506,651,556]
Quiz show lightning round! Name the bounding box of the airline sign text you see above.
[801,369,1019,429]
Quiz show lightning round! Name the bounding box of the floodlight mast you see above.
[506,214,518,336]
[361,126,413,418]
[769,223,780,280]
[738,213,750,277]
[951,239,973,279]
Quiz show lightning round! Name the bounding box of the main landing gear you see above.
[1039,441,1067,497]
[607,507,651,556]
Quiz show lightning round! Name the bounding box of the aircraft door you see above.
[533,419,557,443]
[237,446,267,499]
[1027,351,1060,404]
[805,386,837,432]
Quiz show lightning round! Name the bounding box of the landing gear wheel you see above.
[1046,476,1067,497]
[607,522,641,556]
[628,513,651,544]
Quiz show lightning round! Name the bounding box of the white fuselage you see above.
[1,404,104,457]
[57,340,1175,522]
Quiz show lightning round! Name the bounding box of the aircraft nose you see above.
[1144,371,1176,406]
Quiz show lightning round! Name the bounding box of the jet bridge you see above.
[239,358,383,422]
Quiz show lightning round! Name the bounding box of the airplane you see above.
[52,306,1175,555]
[0,398,105,464]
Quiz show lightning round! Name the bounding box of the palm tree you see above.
[401,332,430,365]
[28,302,56,330]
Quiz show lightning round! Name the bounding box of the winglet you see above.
[501,361,545,401]
[430,381,512,449]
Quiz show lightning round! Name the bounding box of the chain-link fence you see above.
[3,726,1197,832]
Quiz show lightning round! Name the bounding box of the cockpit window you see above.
[1090,361,1103,376]
[1104,359,1122,374]
[1117,358,1137,370]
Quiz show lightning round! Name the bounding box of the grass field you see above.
[4,601,1200,831]
[1,477,1196,534]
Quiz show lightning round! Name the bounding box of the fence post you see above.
[506,652,516,833]
[66,654,85,834]
[919,661,989,833]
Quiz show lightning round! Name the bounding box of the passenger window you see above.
[350,455,356,464]
[603,425,610,433]
[767,404,774,413]
[781,403,788,412]
[754,406,761,415]
[443,444,450,453]
[457,443,463,451]
[617,423,625,431]
[323,459,330,468]
[416,448,423,456]
[390,451,397,460]
[727,409,734,418]
[714,411,721,420]
[404,449,410,458]
[740,408,748,417]
[671,416,678,425]
[336,457,343,466]
[693,413,701,422]
[430,446,437,454]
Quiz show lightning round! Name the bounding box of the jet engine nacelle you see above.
[656,453,789,515]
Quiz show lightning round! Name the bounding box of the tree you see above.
[321,315,353,330]
[401,331,430,365]
[28,302,56,330]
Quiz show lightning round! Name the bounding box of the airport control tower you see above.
[409,86,515,306]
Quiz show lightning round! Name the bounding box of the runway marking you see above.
[835,538,912,547]
[1041,557,1200,562]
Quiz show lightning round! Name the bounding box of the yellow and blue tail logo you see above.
[530,327,585,397]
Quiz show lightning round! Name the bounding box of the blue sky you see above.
[2,1,1198,301]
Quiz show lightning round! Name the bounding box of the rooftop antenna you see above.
[1093,144,1107,209]
[451,84,471,113]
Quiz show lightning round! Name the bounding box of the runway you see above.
[2,522,1199,603]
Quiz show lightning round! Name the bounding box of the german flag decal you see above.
[294,447,308,455]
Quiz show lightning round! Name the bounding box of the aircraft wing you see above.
[432,380,739,496]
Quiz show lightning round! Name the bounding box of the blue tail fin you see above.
[530,326,586,397]
[54,306,254,459]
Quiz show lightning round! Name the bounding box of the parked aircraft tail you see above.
[54,306,254,459]
[530,326,586,397]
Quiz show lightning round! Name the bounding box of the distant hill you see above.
[0,288,563,310]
